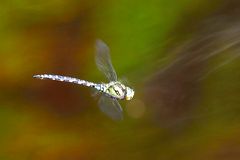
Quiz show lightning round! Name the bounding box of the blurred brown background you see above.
[0,0,240,159]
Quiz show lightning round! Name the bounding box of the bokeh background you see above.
[0,0,240,159]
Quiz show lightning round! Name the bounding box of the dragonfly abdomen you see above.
[33,74,97,88]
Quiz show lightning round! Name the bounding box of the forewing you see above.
[98,95,123,120]
[95,39,118,81]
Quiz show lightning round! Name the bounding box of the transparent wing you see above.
[119,76,130,86]
[98,95,123,120]
[95,39,118,81]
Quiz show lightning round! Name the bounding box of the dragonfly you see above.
[33,39,134,120]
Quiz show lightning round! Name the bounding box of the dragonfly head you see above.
[125,87,134,100]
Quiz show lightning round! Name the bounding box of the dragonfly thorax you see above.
[104,81,134,100]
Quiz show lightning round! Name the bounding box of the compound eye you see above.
[125,87,134,100]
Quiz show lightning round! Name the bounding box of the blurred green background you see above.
[1,0,240,159]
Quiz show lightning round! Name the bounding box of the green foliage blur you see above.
[0,0,240,159]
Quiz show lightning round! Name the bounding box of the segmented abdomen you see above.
[33,74,97,88]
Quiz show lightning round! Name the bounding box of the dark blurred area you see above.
[0,0,240,159]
